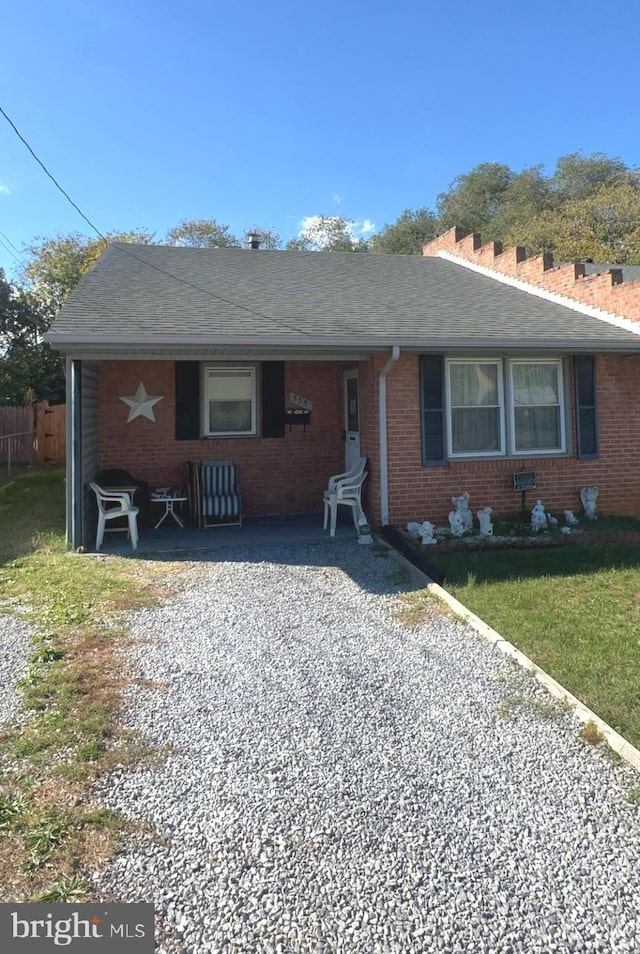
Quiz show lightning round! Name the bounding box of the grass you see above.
[423,543,640,750]
[0,466,174,902]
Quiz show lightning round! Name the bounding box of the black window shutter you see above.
[262,361,285,438]
[420,355,446,466]
[175,361,200,440]
[574,355,598,459]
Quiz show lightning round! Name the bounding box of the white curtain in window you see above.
[512,364,559,406]
[512,364,560,450]
[450,363,500,453]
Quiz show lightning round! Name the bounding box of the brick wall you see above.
[97,360,346,516]
[384,352,640,526]
[423,227,640,322]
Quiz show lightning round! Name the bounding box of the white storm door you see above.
[344,369,360,470]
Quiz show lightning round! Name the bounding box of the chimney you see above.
[246,231,261,250]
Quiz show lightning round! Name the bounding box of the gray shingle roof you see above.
[47,243,640,351]
[582,262,640,282]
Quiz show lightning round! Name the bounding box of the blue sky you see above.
[1,0,639,279]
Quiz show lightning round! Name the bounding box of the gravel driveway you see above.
[95,541,640,953]
[0,613,34,725]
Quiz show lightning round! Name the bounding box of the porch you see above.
[93,511,362,556]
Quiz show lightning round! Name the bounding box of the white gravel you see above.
[94,541,640,953]
[0,612,34,725]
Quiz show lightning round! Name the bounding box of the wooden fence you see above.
[34,401,66,465]
[0,402,66,476]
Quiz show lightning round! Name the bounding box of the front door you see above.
[344,369,360,470]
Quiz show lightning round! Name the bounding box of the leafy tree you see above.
[0,272,64,405]
[165,218,240,248]
[510,181,640,264]
[286,215,369,252]
[550,151,638,204]
[21,229,154,313]
[490,166,554,244]
[436,162,515,236]
[369,208,438,255]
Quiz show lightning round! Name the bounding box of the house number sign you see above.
[289,392,313,411]
[512,471,537,492]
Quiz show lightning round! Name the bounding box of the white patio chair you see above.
[323,457,366,531]
[324,469,368,538]
[90,481,139,551]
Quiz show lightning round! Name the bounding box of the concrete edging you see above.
[379,536,640,775]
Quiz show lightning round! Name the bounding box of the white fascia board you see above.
[51,337,640,359]
[437,250,640,339]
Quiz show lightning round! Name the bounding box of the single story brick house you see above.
[46,233,640,550]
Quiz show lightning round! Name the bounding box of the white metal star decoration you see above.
[119,382,164,423]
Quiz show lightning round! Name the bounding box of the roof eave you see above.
[45,332,640,356]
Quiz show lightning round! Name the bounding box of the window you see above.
[203,366,257,437]
[447,360,504,456]
[443,358,566,459]
[510,360,564,453]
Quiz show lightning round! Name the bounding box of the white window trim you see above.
[445,357,506,459]
[508,358,566,456]
[202,365,258,438]
[445,356,568,460]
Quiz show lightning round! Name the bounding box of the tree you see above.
[436,162,515,236]
[21,229,154,313]
[369,208,438,255]
[0,272,64,405]
[286,215,369,252]
[510,181,640,264]
[489,165,554,245]
[550,151,638,204]
[165,218,240,248]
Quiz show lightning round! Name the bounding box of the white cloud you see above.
[297,214,376,247]
[0,184,11,195]
[358,218,376,236]
[333,193,344,205]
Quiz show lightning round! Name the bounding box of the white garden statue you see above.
[477,507,493,537]
[419,521,437,545]
[564,509,579,526]
[580,486,599,520]
[448,510,465,537]
[357,511,372,544]
[531,499,548,532]
[451,491,473,531]
[406,522,422,537]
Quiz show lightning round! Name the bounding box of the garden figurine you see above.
[531,499,547,532]
[448,510,465,537]
[580,486,599,520]
[477,507,493,537]
[564,509,579,526]
[451,491,473,531]
[419,521,437,545]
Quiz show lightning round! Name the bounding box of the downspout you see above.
[378,345,400,526]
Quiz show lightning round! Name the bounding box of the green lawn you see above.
[0,467,170,902]
[428,544,640,750]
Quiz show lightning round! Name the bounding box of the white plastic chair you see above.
[324,469,368,537]
[90,482,139,551]
[323,457,366,532]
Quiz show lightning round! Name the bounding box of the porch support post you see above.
[378,345,400,526]
[67,357,83,548]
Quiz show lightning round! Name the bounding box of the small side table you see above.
[151,494,188,529]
